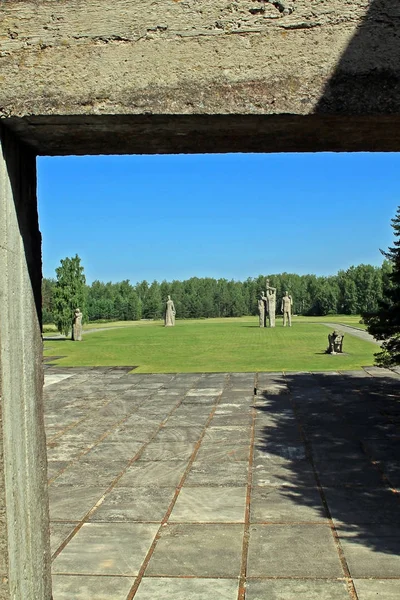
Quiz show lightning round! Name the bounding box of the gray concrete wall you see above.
[0,0,398,118]
[1,1,400,154]
[0,126,52,600]
[0,404,10,600]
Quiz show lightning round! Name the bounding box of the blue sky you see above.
[37,153,399,284]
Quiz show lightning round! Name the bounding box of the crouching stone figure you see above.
[326,330,344,355]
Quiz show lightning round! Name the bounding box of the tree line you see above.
[363,206,400,367]
[42,259,391,325]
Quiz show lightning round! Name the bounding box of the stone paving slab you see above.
[88,487,176,522]
[84,440,143,460]
[250,486,328,523]
[52,575,135,600]
[323,486,400,525]
[137,441,196,462]
[51,459,128,488]
[252,466,318,488]
[337,525,400,577]
[245,580,350,600]
[52,522,159,575]
[44,367,400,599]
[116,461,187,488]
[185,460,248,486]
[353,579,400,599]
[134,578,238,600]
[50,523,76,555]
[145,524,243,577]
[203,425,251,442]
[44,373,74,387]
[169,486,247,523]
[154,425,204,441]
[194,442,250,462]
[47,460,69,481]
[317,466,386,488]
[49,486,105,521]
[247,524,343,577]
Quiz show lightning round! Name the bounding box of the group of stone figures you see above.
[258,280,293,328]
[74,297,344,354]
[165,284,294,329]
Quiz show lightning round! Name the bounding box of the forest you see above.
[42,261,391,324]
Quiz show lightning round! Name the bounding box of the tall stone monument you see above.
[281,291,293,327]
[258,292,266,327]
[164,295,176,327]
[72,308,83,340]
[265,279,277,328]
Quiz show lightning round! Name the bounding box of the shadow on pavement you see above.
[255,371,400,559]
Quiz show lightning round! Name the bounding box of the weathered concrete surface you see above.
[0,126,52,599]
[1,1,400,153]
[0,0,397,116]
[0,405,9,600]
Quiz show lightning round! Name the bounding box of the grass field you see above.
[43,317,377,373]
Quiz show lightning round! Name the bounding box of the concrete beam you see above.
[1,1,399,121]
[5,114,400,156]
[0,126,52,599]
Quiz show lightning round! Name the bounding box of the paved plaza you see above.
[44,366,400,599]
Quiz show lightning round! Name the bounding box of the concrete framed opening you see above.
[1,0,400,597]
[3,117,400,600]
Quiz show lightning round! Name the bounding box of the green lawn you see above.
[43,317,377,373]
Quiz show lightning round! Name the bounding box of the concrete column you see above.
[0,125,52,599]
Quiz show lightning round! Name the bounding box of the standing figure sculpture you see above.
[281,291,293,327]
[258,292,267,327]
[164,295,176,327]
[72,308,83,341]
[265,280,277,328]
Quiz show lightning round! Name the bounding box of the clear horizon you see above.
[37,152,398,285]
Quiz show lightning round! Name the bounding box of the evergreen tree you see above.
[127,292,142,320]
[313,278,339,315]
[53,255,87,336]
[142,281,163,319]
[45,259,391,324]
[42,278,56,324]
[364,207,400,366]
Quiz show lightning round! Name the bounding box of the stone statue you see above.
[164,295,176,327]
[258,292,266,327]
[265,279,277,328]
[72,308,83,341]
[281,291,293,327]
[326,331,344,355]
